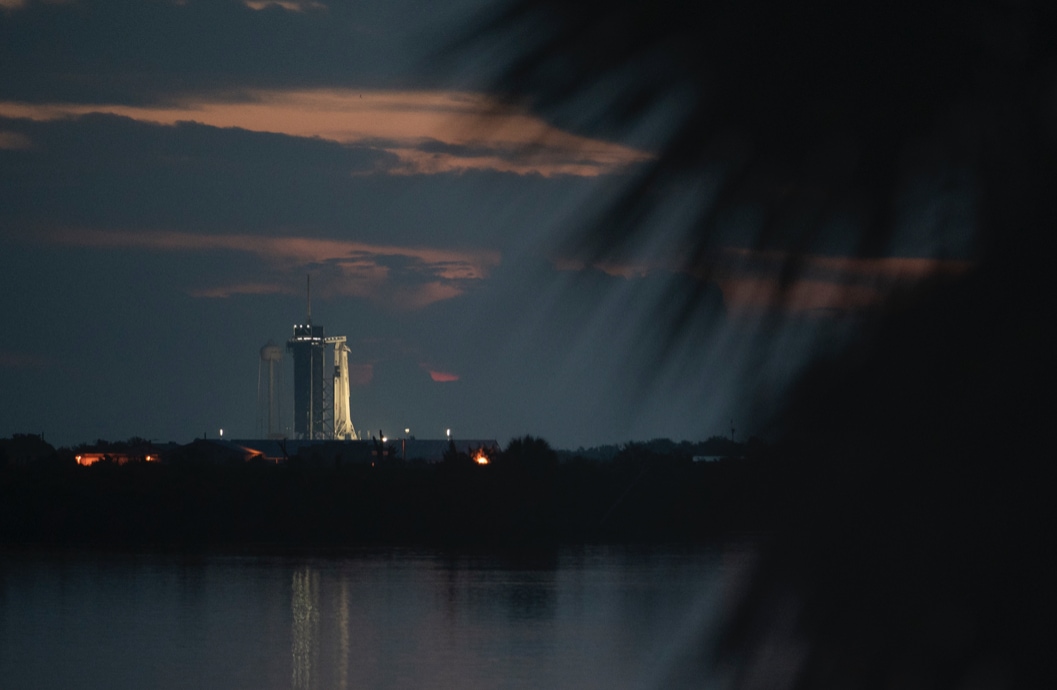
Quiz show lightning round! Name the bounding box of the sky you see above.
[0,0,973,449]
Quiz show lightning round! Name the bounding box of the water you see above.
[0,545,750,690]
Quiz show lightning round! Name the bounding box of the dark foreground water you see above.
[0,544,750,690]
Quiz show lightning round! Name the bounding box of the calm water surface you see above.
[0,544,751,690]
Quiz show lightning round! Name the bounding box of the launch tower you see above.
[286,276,357,440]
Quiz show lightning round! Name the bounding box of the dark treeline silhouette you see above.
[0,435,779,547]
[0,433,59,469]
[457,0,1057,688]
[560,435,747,462]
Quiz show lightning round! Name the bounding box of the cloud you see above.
[553,249,972,314]
[0,350,50,369]
[705,250,971,312]
[717,277,885,313]
[243,0,325,11]
[427,369,459,382]
[44,228,502,310]
[0,89,650,176]
[714,249,971,282]
[189,282,289,299]
[0,112,604,253]
[0,130,30,149]
[384,147,621,177]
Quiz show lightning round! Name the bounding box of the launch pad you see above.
[258,277,358,440]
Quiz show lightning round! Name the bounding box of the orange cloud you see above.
[427,370,459,382]
[550,255,657,278]
[189,282,289,298]
[553,248,972,314]
[47,228,500,275]
[718,253,971,312]
[717,277,886,313]
[0,130,31,149]
[45,228,501,310]
[715,248,971,282]
[243,0,324,10]
[0,89,651,177]
[385,147,616,177]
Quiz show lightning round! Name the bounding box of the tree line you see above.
[0,433,778,547]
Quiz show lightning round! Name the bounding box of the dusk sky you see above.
[0,0,973,449]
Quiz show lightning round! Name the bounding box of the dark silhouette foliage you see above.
[468,0,1057,276]
[501,435,557,473]
[0,434,58,468]
[459,1,1057,688]
[0,438,779,547]
[441,438,472,467]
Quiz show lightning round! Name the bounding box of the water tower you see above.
[258,341,284,438]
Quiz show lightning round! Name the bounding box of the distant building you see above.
[75,452,157,466]
[74,440,166,466]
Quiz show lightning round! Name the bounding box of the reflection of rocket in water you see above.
[292,568,320,690]
[337,581,350,690]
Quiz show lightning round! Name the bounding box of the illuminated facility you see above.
[285,277,358,441]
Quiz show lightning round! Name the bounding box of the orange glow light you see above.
[474,452,490,465]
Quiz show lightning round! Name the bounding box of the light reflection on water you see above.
[292,567,319,690]
[0,545,751,690]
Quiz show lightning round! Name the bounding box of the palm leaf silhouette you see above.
[459,1,1057,687]
[466,0,1055,271]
